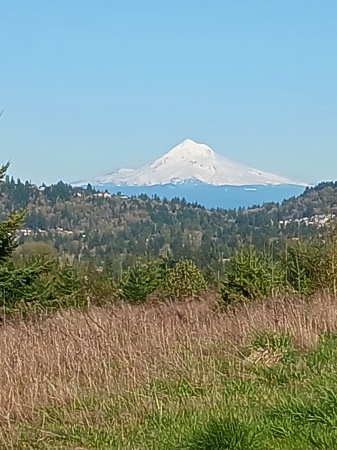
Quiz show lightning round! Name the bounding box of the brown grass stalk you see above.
[0,293,336,445]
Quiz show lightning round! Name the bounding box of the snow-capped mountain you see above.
[81,139,300,187]
[72,139,307,208]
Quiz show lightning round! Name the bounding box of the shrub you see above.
[0,256,90,312]
[220,245,283,306]
[220,234,337,307]
[0,255,55,309]
[121,262,160,302]
[165,259,207,300]
[283,241,318,295]
[83,269,121,304]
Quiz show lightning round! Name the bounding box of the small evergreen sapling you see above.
[165,259,207,299]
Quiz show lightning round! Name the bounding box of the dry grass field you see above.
[1,294,337,449]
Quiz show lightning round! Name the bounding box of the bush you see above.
[83,269,121,305]
[220,230,337,307]
[0,257,87,311]
[283,241,317,295]
[220,245,283,306]
[121,262,160,302]
[0,255,55,308]
[165,259,207,300]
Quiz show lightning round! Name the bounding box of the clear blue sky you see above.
[1,1,336,185]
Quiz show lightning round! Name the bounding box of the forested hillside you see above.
[1,176,337,271]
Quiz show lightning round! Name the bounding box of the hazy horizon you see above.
[1,1,337,186]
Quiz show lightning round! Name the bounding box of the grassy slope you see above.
[2,295,337,449]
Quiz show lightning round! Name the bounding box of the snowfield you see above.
[76,139,302,187]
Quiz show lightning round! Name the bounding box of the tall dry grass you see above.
[0,293,337,446]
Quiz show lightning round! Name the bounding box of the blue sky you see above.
[1,1,336,185]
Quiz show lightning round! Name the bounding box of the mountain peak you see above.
[181,138,197,145]
[179,138,207,149]
[165,139,215,160]
[77,140,302,187]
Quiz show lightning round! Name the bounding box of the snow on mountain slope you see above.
[81,139,301,187]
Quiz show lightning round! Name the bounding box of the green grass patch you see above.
[11,332,337,449]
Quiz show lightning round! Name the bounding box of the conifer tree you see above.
[0,162,25,262]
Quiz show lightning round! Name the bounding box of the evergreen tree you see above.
[0,163,25,262]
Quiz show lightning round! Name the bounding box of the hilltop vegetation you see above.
[1,164,337,309]
[1,165,337,318]
[1,176,337,273]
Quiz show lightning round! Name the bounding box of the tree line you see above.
[2,175,337,275]
[2,163,337,319]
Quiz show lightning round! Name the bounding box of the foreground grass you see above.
[1,295,337,449]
